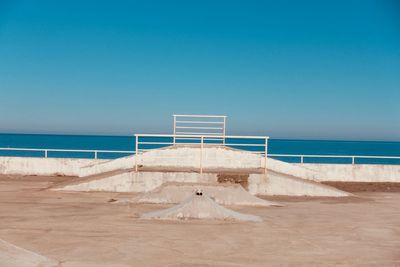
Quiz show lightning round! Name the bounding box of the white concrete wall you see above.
[2,147,400,184]
[0,157,105,177]
[139,146,262,169]
[296,163,400,182]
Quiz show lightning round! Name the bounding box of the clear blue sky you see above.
[0,0,399,140]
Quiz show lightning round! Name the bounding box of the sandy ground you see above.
[0,175,400,267]
[322,181,400,193]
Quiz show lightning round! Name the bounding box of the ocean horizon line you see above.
[0,132,399,143]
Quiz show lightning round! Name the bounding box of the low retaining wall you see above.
[1,152,400,183]
[0,157,105,176]
[295,163,400,182]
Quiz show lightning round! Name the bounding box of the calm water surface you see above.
[0,133,399,164]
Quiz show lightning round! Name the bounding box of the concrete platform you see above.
[1,174,399,266]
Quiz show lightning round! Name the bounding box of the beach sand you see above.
[0,174,399,266]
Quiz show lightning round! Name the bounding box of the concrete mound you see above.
[141,194,262,222]
[123,183,282,206]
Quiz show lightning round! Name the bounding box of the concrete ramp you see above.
[266,157,321,181]
[79,155,135,177]
[249,171,352,197]
[142,194,262,222]
[126,183,282,206]
[0,238,59,267]
[54,171,217,193]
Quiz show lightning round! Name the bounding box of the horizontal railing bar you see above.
[268,154,400,159]
[0,148,43,152]
[176,120,225,124]
[175,126,224,130]
[174,137,203,140]
[173,114,227,118]
[225,144,265,147]
[351,156,400,159]
[175,137,224,140]
[175,131,223,135]
[94,150,135,154]
[2,147,399,161]
[137,142,266,147]
[138,142,172,145]
[135,134,269,139]
[0,147,135,154]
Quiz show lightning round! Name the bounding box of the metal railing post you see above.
[223,116,226,145]
[44,149,48,158]
[94,151,98,159]
[135,135,139,172]
[200,136,204,174]
[264,137,268,174]
[352,156,355,165]
[301,155,304,164]
[173,115,176,145]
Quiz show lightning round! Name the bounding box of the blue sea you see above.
[0,133,399,165]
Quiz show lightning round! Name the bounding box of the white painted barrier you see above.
[0,157,104,176]
[1,147,400,183]
[296,163,400,182]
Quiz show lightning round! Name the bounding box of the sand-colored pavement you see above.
[0,175,399,266]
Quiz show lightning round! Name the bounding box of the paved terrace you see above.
[0,174,399,267]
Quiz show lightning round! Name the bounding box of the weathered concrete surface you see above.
[142,194,262,222]
[76,147,400,183]
[0,156,104,177]
[296,163,400,182]
[54,171,217,193]
[78,147,400,183]
[2,146,400,186]
[79,156,134,177]
[248,172,352,197]
[139,145,261,169]
[127,183,282,206]
[1,174,400,267]
[56,169,351,197]
[78,146,262,177]
[266,158,321,181]
[0,238,58,267]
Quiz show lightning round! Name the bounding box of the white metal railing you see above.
[0,147,135,159]
[134,133,269,173]
[269,154,400,165]
[173,115,227,144]
[1,147,399,166]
